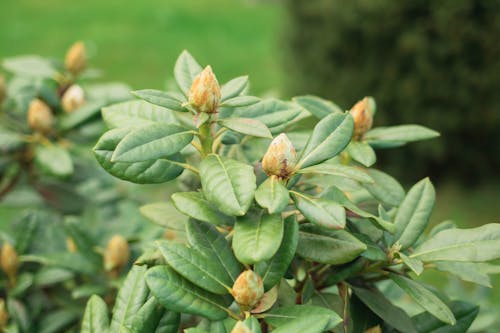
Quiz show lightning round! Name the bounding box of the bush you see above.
[285,0,500,184]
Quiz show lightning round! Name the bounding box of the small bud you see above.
[231,270,264,308]
[61,84,85,113]
[0,75,5,105]
[350,97,374,139]
[0,298,8,329]
[65,41,86,75]
[262,133,296,178]
[104,235,130,274]
[231,321,252,333]
[1,243,19,286]
[188,66,221,113]
[66,237,77,253]
[27,99,54,134]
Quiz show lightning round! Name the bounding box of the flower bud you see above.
[66,237,77,253]
[65,41,86,75]
[0,75,5,105]
[231,270,264,308]
[231,321,252,333]
[0,298,8,329]
[350,97,374,139]
[104,235,130,273]
[27,99,54,134]
[1,243,19,286]
[61,84,85,113]
[188,66,221,113]
[262,133,296,178]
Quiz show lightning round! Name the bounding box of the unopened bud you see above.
[188,66,221,113]
[350,97,374,139]
[262,133,296,178]
[1,243,19,286]
[0,298,8,329]
[231,270,264,308]
[231,321,252,333]
[27,99,54,134]
[65,41,86,75]
[61,84,85,113]
[66,237,77,253]
[0,75,5,105]
[104,235,130,273]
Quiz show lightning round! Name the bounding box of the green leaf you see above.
[352,286,417,333]
[221,96,260,107]
[255,216,299,291]
[218,117,271,138]
[347,141,376,167]
[199,155,256,216]
[81,295,110,333]
[59,101,105,130]
[254,176,290,214]
[434,262,491,287]
[233,210,284,264]
[63,217,101,266]
[0,128,24,152]
[146,265,228,321]
[297,163,374,183]
[291,191,346,229]
[186,219,242,283]
[398,252,424,275]
[411,223,500,262]
[390,274,455,325]
[412,301,478,333]
[231,317,262,333]
[265,305,342,331]
[220,76,248,102]
[111,123,194,162]
[293,95,343,119]
[132,89,186,112]
[110,266,150,333]
[297,112,354,169]
[14,211,39,254]
[174,50,203,96]
[227,99,305,134]
[362,169,405,207]
[35,144,73,178]
[154,311,180,333]
[296,224,366,264]
[38,310,79,333]
[320,186,395,233]
[3,55,56,77]
[365,125,440,148]
[129,297,179,333]
[394,178,436,249]
[94,128,184,184]
[140,202,187,231]
[171,192,234,226]
[157,241,232,294]
[102,100,178,129]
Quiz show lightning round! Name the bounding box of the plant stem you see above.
[338,282,349,333]
[198,119,214,157]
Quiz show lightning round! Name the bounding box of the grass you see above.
[0,0,285,94]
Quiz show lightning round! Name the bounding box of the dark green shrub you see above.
[285,0,500,184]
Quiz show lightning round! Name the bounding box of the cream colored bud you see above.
[1,243,19,286]
[188,66,221,113]
[27,99,54,134]
[0,298,8,329]
[65,41,86,75]
[262,133,297,178]
[66,237,77,253]
[231,321,252,333]
[0,75,5,105]
[61,84,85,113]
[350,97,374,139]
[104,235,130,273]
[231,270,264,308]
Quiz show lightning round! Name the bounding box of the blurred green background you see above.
[1,0,498,327]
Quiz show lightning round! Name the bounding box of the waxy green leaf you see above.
[265,305,341,331]
[102,100,178,129]
[146,265,228,321]
[362,169,405,207]
[298,163,374,183]
[347,141,376,167]
[221,96,260,108]
[255,176,290,214]
[365,125,440,148]
[112,123,194,163]
[297,113,354,169]
[221,76,249,102]
[174,50,203,96]
[171,192,234,226]
[411,301,478,333]
[291,191,346,229]
[81,295,109,333]
[394,178,436,249]
[255,216,299,290]
[35,144,73,178]
[200,155,256,216]
[233,210,284,264]
[132,89,186,112]
[218,117,271,138]
[293,95,343,119]
[157,241,232,294]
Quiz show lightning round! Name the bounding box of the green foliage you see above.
[285,0,500,183]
